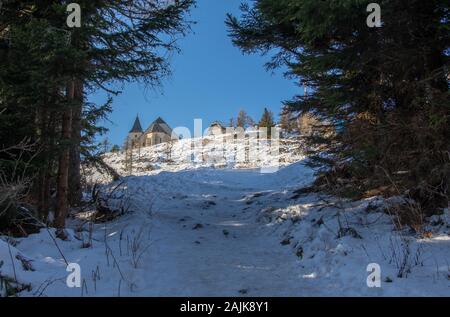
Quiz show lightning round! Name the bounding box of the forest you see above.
[0,0,449,298]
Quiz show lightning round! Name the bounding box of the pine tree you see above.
[101,138,110,154]
[65,0,194,208]
[279,106,296,133]
[0,0,194,232]
[258,108,275,128]
[236,109,254,129]
[111,145,121,153]
[227,0,450,211]
[0,7,78,224]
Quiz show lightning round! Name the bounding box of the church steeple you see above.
[129,116,143,133]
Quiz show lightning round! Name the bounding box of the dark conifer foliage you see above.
[227,0,449,212]
[0,0,194,233]
[258,107,275,129]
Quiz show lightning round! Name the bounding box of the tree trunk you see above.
[36,95,58,222]
[68,79,83,206]
[36,107,49,218]
[55,81,74,236]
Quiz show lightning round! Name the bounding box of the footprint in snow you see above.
[192,223,204,230]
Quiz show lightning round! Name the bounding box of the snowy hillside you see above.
[1,136,449,297]
[85,134,306,184]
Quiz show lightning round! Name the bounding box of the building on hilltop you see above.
[142,117,173,146]
[206,121,227,136]
[125,116,174,149]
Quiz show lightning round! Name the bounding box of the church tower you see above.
[126,116,144,149]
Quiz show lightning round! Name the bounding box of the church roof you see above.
[129,116,143,133]
[144,117,172,135]
[210,121,226,128]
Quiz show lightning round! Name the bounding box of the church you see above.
[126,116,173,149]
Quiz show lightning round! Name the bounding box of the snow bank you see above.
[258,195,450,296]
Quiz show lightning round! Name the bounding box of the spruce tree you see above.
[237,109,254,128]
[227,0,450,211]
[258,108,275,129]
[0,0,195,232]
[280,106,296,133]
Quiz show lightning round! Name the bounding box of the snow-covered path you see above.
[107,163,317,296]
[2,161,449,296]
[144,196,305,295]
[146,206,307,296]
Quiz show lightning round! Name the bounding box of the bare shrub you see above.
[92,181,133,222]
[387,235,424,278]
[0,139,39,235]
[127,226,152,269]
[388,201,425,235]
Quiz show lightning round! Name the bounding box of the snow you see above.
[84,134,306,183]
[1,136,449,296]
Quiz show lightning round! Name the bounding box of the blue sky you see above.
[91,0,300,146]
